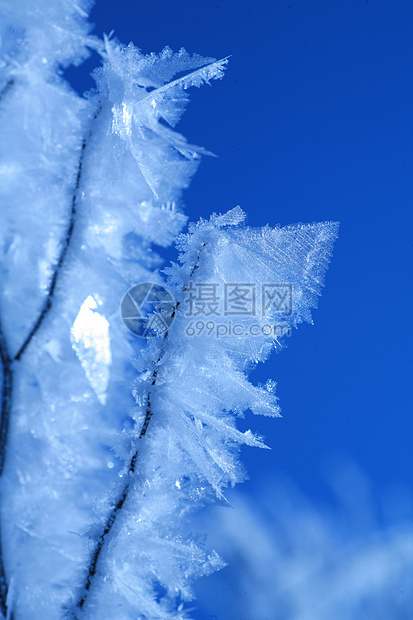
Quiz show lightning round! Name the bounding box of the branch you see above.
[0,322,12,619]
[0,108,101,619]
[73,243,207,613]
[0,326,12,475]
[14,108,101,360]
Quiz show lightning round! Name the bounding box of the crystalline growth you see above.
[0,1,229,615]
[77,209,337,617]
[167,207,339,367]
[0,0,339,617]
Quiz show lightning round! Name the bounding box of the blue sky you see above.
[70,0,413,610]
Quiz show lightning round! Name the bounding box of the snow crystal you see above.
[0,1,338,618]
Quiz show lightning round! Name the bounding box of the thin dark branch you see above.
[14,142,85,361]
[74,456,138,613]
[138,242,207,437]
[0,532,10,620]
[0,325,12,475]
[74,244,207,613]
[0,75,17,620]
[0,323,12,618]
[15,107,101,361]
[77,483,129,610]
[0,107,101,619]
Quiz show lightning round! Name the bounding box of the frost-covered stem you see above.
[0,324,12,475]
[76,484,129,611]
[15,107,101,361]
[75,366,158,612]
[139,242,206,438]
[75,452,139,613]
[0,108,100,618]
[75,243,207,612]
[0,113,93,616]
[0,540,9,619]
[75,390,156,612]
[0,321,12,618]
[2,91,96,455]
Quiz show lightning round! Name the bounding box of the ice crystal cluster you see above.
[0,1,337,618]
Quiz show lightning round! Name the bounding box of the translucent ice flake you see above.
[71,295,111,405]
[94,41,228,201]
[0,6,235,617]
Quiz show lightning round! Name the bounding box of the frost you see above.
[0,1,338,619]
[98,39,228,200]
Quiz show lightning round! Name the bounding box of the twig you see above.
[0,324,12,618]
[14,112,99,360]
[74,244,207,613]
[0,107,101,619]
[0,327,12,475]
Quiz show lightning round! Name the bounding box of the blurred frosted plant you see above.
[0,1,337,619]
[195,467,413,620]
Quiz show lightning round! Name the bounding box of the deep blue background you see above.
[70,0,413,611]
